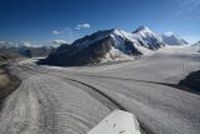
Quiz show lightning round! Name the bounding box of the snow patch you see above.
[87,110,141,134]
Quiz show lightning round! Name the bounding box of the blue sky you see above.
[0,0,200,45]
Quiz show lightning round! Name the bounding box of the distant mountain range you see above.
[191,41,200,52]
[161,32,188,46]
[40,26,190,66]
[192,41,200,47]
[0,48,22,62]
[0,44,55,60]
[16,46,54,58]
[0,26,191,66]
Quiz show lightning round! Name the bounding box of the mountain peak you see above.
[163,32,178,37]
[164,31,174,35]
[161,32,188,46]
[133,26,152,33]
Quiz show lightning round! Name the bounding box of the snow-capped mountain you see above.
[43,26,164,66]
[161,32,188,46]
[192,41,200,47]
[41,26,165,66]
[191,41,200,52]
[132,26,164,50]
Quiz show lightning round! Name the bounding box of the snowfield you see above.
[0,46,200,134]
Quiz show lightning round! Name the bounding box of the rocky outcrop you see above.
[179,70,200,94]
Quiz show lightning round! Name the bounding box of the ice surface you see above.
[1,47,200,134]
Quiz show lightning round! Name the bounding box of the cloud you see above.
[0,41,6,44]
[0,41,14,47]
[51,40,68,46]
[75,23,91,30]
[18,41,32,47]
[0,41,44,48]
[52,30,62,35]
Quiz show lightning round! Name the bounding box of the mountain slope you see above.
[41,26,165,66]
[161,32,188,46]
[191,41,200,52]
[0,44,54,58]
[17,46,54,58]
[0,48,22,62]
[132,26,164,50]
[192,41,200,47]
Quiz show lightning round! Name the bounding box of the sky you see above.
[0,0,200,45]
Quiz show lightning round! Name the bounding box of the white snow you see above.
[100,46,134,63]
[113,27,164,50]
[70,27,164,62]
[87,110,141,134]
[161,32,188,46]
[71,28,159,62]
[163,32,176,37]
[191,41,200,49]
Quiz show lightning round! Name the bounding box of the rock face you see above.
[17,46,54,58]
[0,48,21,62]
[41,26,165,66]
[179,70,200,94]
[44,37,115,66]
[161,32,188,46]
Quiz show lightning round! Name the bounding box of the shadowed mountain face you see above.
[17,46,54,58]
[179,70,200,94]
[42,37,113,66]
[40,36,142,66]
[40,26,165,66]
